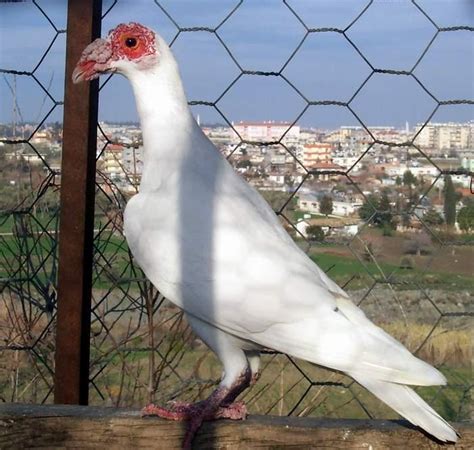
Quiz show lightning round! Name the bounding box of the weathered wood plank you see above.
[0,403,472,449]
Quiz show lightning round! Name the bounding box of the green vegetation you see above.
[310,248,473,291]
[402,169,417,187]
[2,210,473,292]
[359,190,395,233]
[306,225,325,242]
[1,196,471,419]
[458,204,474,232]
[423,208,444,226]
[443,175,457,227]
[358,194,376,222]
[236,159,251,169]
[2,306,469,421]
[260,190,297,215]
[311,251,395,278]
[0,212,58,233]
[319,195,333,216]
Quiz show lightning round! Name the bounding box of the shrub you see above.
[306,225,325,242]
[399,256,414,270]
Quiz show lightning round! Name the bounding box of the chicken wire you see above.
[0,0,472,423]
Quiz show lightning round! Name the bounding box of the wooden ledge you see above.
[0,403,471,449]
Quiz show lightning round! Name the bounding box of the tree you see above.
[359,194,378,222]
[359,192,395,232]
[419,176,428,191]
[457,205,474,232]
[401,189,420,228]
[236,159,251,169]
[284,174,295,189]
[402,169,417,187]
[261,190,295,214]
[376,189,394,230]
[306,224,325,242]
[443,175,457,227]
[423,208,444,227]
[401,210,411,228]
[319,195,333,216]
[395,176,402,186]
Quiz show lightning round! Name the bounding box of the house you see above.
[296,217,361,238]
[298,194,362,217]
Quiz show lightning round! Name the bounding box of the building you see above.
[100,144,123,179]
[202,126,233,146]
[302,143,333,168]
[29,130,51,145]
[415,122,473,150]
[232,121,300,142]
[384,164,439,178]
[369,126,405,143]
[298,194,362,217]
[300,142,343,178]
[461,157,474,172]
[325,126,370,146]
[332,155,362,172]
[122,146,144,183]
[296,217,361,238]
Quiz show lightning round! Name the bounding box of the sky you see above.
[0,0,473,129]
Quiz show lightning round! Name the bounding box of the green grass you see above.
[312,252,396,278]
[2,223,472,291]
[0,212,58,233]
[310,251,474,291]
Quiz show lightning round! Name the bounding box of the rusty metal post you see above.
[54,0,102,405]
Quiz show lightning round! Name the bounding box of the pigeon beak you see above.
[72,60,101,84]
[72,38,114,84]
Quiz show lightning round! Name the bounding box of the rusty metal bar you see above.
[54,0,102,405]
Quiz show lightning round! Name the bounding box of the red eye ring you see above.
[109,23,156,60]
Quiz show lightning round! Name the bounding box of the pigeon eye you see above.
[125,37,138,48]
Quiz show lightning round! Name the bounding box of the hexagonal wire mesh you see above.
[0,0,472,423]
[0,0,65,403]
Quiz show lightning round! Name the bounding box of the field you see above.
[0,212,472,421]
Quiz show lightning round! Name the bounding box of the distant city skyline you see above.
[0,0,472,128]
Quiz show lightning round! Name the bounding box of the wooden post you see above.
[54,0,102,405]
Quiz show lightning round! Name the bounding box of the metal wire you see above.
[0,0,64,404]
[0,0,472,421]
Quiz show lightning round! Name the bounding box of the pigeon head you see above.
[72,23,159,84]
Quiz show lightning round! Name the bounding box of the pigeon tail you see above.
[350,372,459,443]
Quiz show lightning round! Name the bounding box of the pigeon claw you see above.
[141,400,247,421]
[142,399,247,449]
[142,367,251,448]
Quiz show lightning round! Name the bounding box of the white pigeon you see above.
[73,23,458,447]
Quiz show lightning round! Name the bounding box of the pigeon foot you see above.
[143,398,247,449]
[142,367,251,449]
[141,399,247,421]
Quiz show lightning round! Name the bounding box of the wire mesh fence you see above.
[0,0,65,403]
[0,0,472,423]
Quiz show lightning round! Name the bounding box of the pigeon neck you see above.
[128,56,194,191]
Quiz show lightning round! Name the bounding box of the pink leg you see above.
[141,397,247,421]
[142,367,252,449]
[251,371,260,385]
